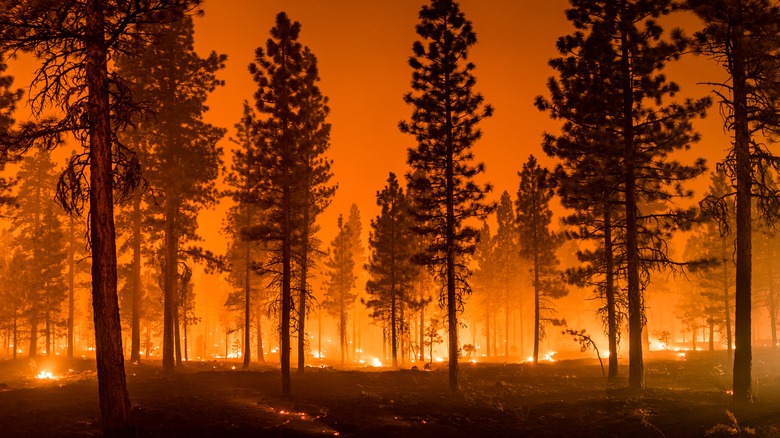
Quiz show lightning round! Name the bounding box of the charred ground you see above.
[2,350,780,437]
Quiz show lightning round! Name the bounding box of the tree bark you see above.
[68,216,76,359]
[85,1,134,434]
[723,236,733,362]
[162,197,178,373]
[604,205,618,382]
[731,6,752,403]
[243,205,252,370]
[621,3,644,390]
[130,190,142,363]
[297,204,309,373]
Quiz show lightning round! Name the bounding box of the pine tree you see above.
[323,215,357,365]
[516,155,567,364]
[0,2,203,432]
[247,12,310,396]
[364,173,416,368]
[400,0,494,391]
[536,0,710,389]
[12,150,68,358]
[688,0,780,403]
[493,191,523,358]
[115,16,225,373]
[345,204,364,361]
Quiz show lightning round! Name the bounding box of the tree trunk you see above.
[45,306,51,357]
[505,287,510,358]
[604,206,618,382]
[731,7,752,404]
[723,236,733,361]
[174,303,182,367]
[420,287,425,362]
[12,315,17,360]
[145,320,150,360]
[257,303,264,362]
[162,198,178,373]
[391,286,397,368]
[297,205,309,373]
[280,143,292,397]
[243,205,252,370]
[68,216,76,359]
[86,1,134,433]
[485,304,491,358]
[621,5,644,390]
[130,190,142,363]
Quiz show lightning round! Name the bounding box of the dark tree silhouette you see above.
[0,1,202,433]
[688,0,780,403]
[516,155,567,364]
[400,0,494,391]
[247,11,332,395]
[364,173,416,368]
[323,215,357,365]
[116,16,225,373]
[536,0,710,390]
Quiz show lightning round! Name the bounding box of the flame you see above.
[36,371,54,379]
[371,358,382,367]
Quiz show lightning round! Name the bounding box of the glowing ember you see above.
[543,352,557,362]
[371,358,382,367]
[36,371,54,379]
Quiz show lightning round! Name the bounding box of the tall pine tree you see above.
[536,0,710,389]
[689,0,780,403]
[516,155,567,364]
[400,0,494,391]
[115,16,225,373]
[364,173,416,368]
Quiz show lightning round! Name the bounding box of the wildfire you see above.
[371,358,382,367]
[36,371,55,380]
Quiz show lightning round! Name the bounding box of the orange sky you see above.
[1,0,743,357]
[187,0,729,254]
[5,0,730,254]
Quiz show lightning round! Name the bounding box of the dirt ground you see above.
[2,350,780,437]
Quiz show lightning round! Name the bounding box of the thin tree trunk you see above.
[604,206,618,382]
[68,216,76,359]
[280,140,292,397]
[162,199,178,373]
[257,304,264,362]
[731,6,752,403]
[485,304,491,358]
[297,205,309,373]
[391,286,397,368]
[86,1,134,433]
[243,205,252,370]
[505,287,510,358]
[174,303,182,367]
[723,236,733,361]
[130,190,142,363]
[621,4,644,390]
[12,315,17,360]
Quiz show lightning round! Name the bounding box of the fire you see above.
[36,371,54,379]
[371,358,382,367]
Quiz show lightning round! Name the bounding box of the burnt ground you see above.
[1,350,780,437]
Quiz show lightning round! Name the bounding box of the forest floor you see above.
[1,349,780,437]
